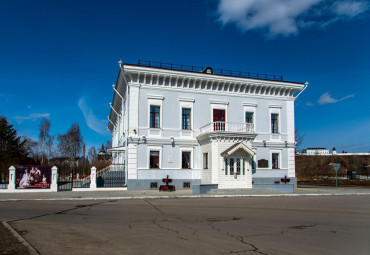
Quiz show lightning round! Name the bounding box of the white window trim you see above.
[203,152,208,169]
[243,104,257,132]
[269,106,281,135]
[179,100,194,132]
[147,146,162,169]
[210,102,228,124]
[148,97,164,135]
[180,147,194,169]
[270,150,282,169]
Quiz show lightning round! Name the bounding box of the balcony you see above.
[199,122,255,136]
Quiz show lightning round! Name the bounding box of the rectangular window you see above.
[182,108,191,130]
[242,159,245,175]
[271,114,279,133]
[225,159,228,175]
[272,153,279,169]
[229,158,234,175]
[203,153,208,169]
[150,151,159,169]
[182,151,191,169]
[236,158,241,175]
[245,112,253,124]
[150,106,160,128]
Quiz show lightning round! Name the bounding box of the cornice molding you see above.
[123,65,305,99]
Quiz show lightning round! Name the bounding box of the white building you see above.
[302,148,330,155]
[108,61,306,192]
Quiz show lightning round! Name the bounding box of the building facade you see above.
[302,148,330,155]
[108,61,306,191]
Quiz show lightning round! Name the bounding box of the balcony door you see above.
[213,109,225,131]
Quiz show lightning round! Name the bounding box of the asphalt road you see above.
[1,195,369,255]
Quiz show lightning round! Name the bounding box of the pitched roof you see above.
[220,142,255,157]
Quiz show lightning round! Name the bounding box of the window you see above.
[182,151,191,169]
[149,151,159,169]
[182,108,191,130]
[245,112,253,124]
[272,153,279,169]
[150,106,160,128]
[271,114,279,133]
[203,153,208,169]
[236,159,241,175]
[229,158,234,175]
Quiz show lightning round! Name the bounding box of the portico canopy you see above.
[220,142,255,157]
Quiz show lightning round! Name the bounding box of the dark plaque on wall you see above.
[258,159,268,168]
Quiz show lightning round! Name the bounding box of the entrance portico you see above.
[197,125,257,189]
[220,142,255,189]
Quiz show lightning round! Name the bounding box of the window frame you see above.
[203,153,208,169]
[147,146,162,169]
[149,151,160,169]
[243,103,257,132]
[182,151,191,169]
[271,152,280,169]
[147,96,164,132]
[245,112,253,124]
[179,98,194,134]
[150,105,161,129]
[271,113,279,134]
[180,147,193,169]
[182,108,191,130]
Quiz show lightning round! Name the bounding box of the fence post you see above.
[50,166,58,192]
[8,166,16,191]
[90,166,97,189]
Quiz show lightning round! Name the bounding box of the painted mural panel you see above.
[16,166,51,189]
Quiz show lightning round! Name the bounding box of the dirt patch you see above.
[0,223,32,255]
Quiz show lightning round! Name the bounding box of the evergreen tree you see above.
[0,116,26,170]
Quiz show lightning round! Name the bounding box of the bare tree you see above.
[22,136,40,160]
[39,118,51,164]
[46,135,55,160]
[295,129,304,152]
[57,123,84,168]
[88,146,98,165]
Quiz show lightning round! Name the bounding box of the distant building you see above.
[302,148,330,155]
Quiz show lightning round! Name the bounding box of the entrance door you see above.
[213,109,225,131]
[223,156,252,188]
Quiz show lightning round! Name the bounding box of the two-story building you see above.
[108,60,307,191]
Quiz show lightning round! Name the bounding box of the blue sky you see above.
[0,0,369,152]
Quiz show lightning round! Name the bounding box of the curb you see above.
[1,221,40,255]
[1,192,370,201]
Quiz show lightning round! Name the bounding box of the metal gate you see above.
[97,164,125,188]
[57,168,73,191]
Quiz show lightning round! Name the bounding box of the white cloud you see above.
[216,0,369,37]
[13,113,50,124]
[332,1,369,17]
[78,97,107,135]
[306,101,314,107]
[318,92,355,104]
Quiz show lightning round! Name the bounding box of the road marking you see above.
[1,221,40,255]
